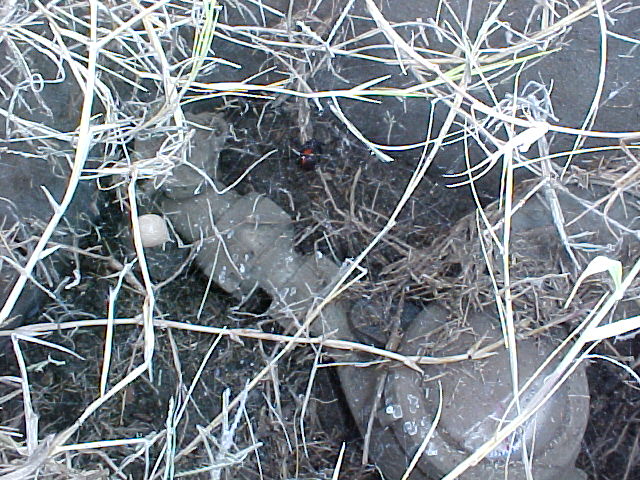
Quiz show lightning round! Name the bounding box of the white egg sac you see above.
[138,214,170,248]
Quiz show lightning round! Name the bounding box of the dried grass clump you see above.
[394,160,640,327]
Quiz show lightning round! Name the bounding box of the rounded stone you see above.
[384,304,590,479]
